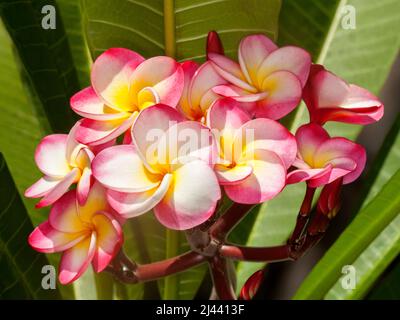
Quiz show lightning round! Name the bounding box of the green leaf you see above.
[324,214,400,299]
[117,221,146,300]
[233,0,400,293]
[0,153,61,299]
[0,20,47,224]
[293,169,400,299]
[362,113,400,207]
[368,260,400,300]
[56,0,92,87]
[0,0,80,133]
[81,0,281,61]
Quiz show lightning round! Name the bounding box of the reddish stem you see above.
[289,186,316,243]
[107,251,206,283]
[210,203,254,240]
[136,251,206,281]
[209,255,236,300]
[220,244,291,262]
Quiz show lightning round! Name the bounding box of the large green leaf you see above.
[56,0,92,87]
[362,113,400,207]
[0,0,79,133]
[0,21,47,225]
[233,0,400,292]
[293,169,400,299]
[81,0,281,61]
[323,213,400,299]
[0,153,61,299]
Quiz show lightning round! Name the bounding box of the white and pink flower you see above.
[28,183,123,284]
[287,123,366,187]
[92,104,221,230]
[303,64,384,125]
[71,48,184,146]
[207,98,297,203]
[25,123,101,208]
[207,34,311,120]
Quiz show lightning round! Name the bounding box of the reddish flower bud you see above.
[317,178,343,218]
[239,270,265,300]
[307,179,342,235]
[206,31,224,59]
[303,64,384,125]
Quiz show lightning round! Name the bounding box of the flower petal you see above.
[25,176,60,198]
[107,174,172,218]
[35,168,80,208]
[92,212,123,272]
[207,97,251,132]
[257,46,311,87]
[179,61,201,120]
[215,163,253,185]
[49,190,85,233]
[158,121,217,167]
[189,61,227,112]
[255,71,302,120]
[78,182,110,223]
[59,233,97,285]
[35,134,70,178]
[70,87,128,120]
[295,123,330,166]
[91,48,144,111]
[238,34,278,86]
[92,145,161,192]
[154,160,221,230]
[131,104,184,169]
[207,98,251,161]
[315,137,366,184]
[234,118,297,169]
[28,221,86,253]
[75,113,136,146]
[209,53,257,92]
[225,149,286,204]
[130,56,184,108]
[77,167,92,206]
[286,166,332,185]
[212,84,268,102]
[308,167,353,188]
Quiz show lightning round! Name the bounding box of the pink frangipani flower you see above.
[92,104,221,230]
[178,60,228,121]
[287,123,366,188]
[25,123,98,208]
[28,183,123,284]
[207,98,297,204]
[208,34,311,120]
[303,64,384,125]
[71,48,184,146]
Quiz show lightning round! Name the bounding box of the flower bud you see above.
[239,269,265,300]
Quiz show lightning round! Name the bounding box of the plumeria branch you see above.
[106,181,341,299]
[106,250,207,284]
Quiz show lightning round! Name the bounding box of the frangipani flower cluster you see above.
[26,31,383,285]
